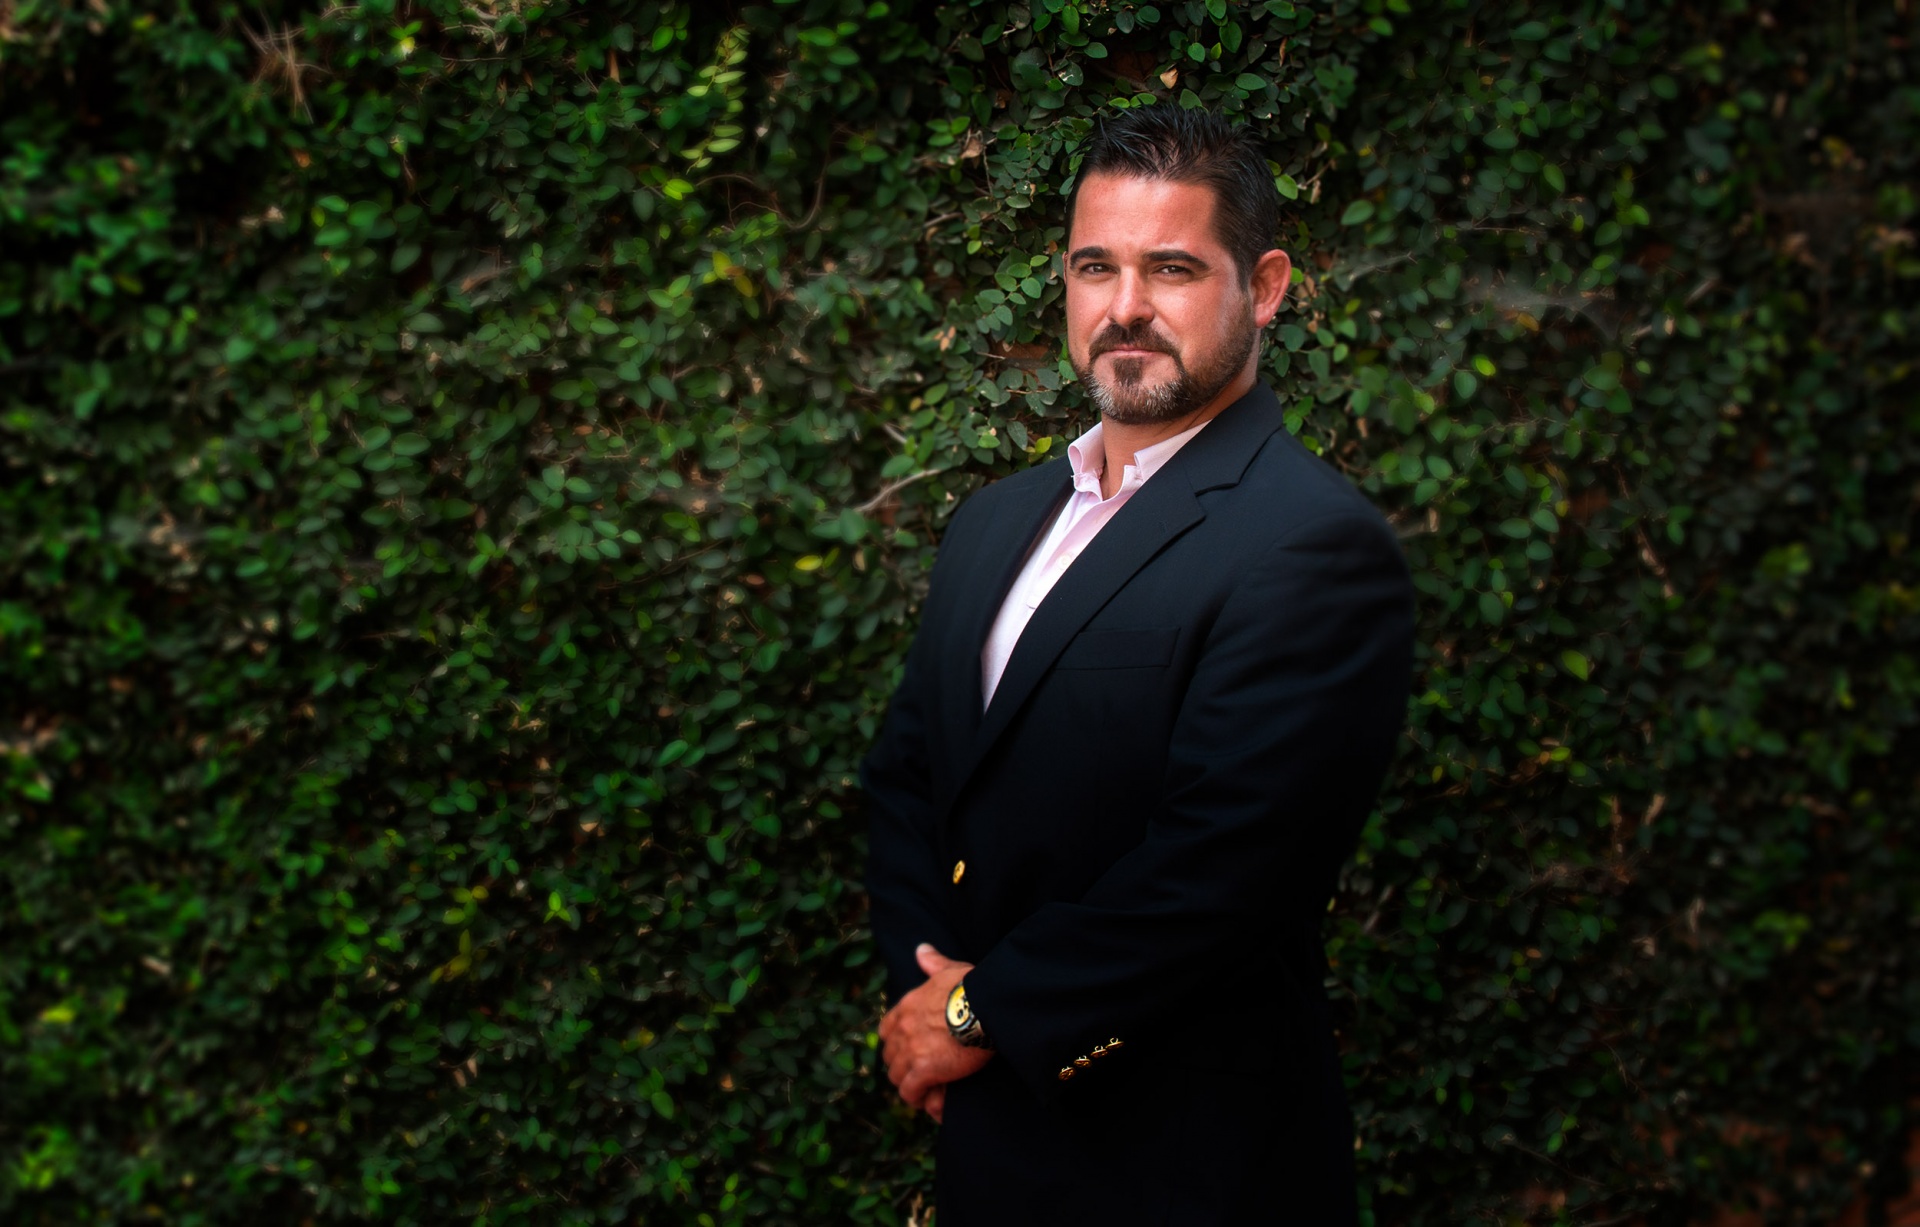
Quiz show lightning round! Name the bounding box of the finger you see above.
[883,1044,913,1090]
[925,1086,946,1124]
[900,1063,935,1108]
[915,943,954,975]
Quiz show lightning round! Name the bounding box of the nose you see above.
[1107,268,1154,329]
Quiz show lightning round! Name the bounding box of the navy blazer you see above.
[862,382,1415,1225]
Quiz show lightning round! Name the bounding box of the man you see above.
[863,106,1414,1224]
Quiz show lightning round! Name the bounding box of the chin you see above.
[1105,356,1157,386]
[1090,379,1194,426]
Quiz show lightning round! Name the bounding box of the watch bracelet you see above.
[947,982,995,1050]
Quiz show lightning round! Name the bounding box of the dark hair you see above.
[1067,106,1280,286]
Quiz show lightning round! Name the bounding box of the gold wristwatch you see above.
[945,980,993,1050]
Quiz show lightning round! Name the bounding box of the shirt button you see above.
[952,860,967,885]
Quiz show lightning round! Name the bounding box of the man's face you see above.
[1064,173,1270,426]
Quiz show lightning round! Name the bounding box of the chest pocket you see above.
[1054,626,1180,670]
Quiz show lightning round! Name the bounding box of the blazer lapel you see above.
[935,463,1073,745]
[952,384,1288,804]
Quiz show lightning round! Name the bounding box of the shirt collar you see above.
[1065,416,1214,496]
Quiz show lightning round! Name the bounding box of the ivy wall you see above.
[2,1,1917,1223]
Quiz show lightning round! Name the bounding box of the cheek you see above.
[1159,293,1206,331]
[1064,292,1098,349]
[1163,295,1227,347]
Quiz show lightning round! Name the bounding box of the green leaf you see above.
[16,7,1908,1218]
[1340,200,1376,226]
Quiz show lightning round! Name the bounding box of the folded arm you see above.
[961,513,1415,1098]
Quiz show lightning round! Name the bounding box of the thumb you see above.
[915,943,953,974]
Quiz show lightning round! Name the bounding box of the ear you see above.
[1248,248,1293,329]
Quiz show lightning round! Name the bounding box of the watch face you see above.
[945,984,972,1029]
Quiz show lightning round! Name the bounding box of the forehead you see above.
[1068,173,1224,256]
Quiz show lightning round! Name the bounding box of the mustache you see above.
[1089,322,1179,359]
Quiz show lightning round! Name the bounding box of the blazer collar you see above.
[945,382,1286,814]
[1165,378,1287,495]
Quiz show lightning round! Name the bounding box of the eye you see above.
[1155,263,1191,276]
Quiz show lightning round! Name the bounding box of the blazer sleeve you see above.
[861,624,966,1002]
[861,499,984,1003]
[961,511,1415,1098]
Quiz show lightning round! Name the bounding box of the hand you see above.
[877,944,993,1114]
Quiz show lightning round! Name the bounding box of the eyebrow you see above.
[1145,249,1210,269]
[1067,245,1212,270]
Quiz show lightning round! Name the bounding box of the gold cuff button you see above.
[951,860,966,885]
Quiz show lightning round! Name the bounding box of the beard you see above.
[1071,299,1258,426]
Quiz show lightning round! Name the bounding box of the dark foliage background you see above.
[3,0,1916,1223]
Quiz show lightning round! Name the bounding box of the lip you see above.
[1100,348,1166,359]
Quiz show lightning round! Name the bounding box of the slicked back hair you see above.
[1067,106,1280,287]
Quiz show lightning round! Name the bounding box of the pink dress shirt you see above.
[979,416,1212,709]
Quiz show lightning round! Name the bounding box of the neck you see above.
[1098,365,1257,499]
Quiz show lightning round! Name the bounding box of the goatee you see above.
[1072,301,1258,425]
